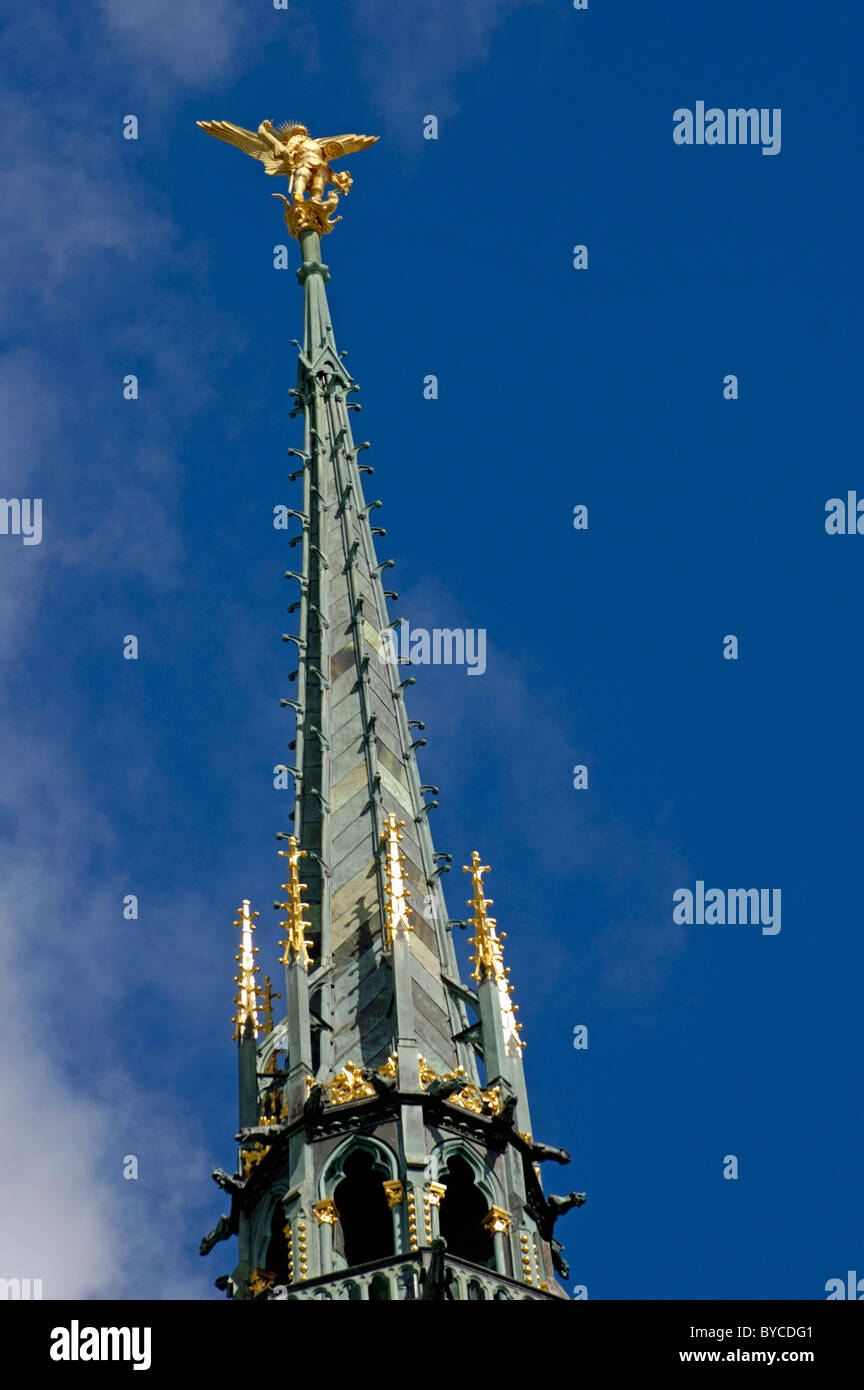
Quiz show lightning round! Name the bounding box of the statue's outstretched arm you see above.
[257,120,285,158]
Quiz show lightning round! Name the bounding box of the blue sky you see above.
[0,0,860,1300]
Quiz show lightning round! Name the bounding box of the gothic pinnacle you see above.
[463,853,525,1049]
[231,899,262,1041]
[276,835,313,970]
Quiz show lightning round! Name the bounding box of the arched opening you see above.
[334,1147,394,1267]
[369,1272,392,1301]
[438,1153,495,1268]
[467,1278,486,1300]
[265,1207,292,1284]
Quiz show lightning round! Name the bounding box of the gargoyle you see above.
[547,1192,586,1216]
[419,1238,456,1301]
[199,1211,237,1257]
[361,1066,397,1100]
[304,1082,325,1125]
[512,1133,571,1165]
[427,1075,469,1101]
[550,1240,570,1281]
[212,1167,246,1197]
[235,1124,285,1145]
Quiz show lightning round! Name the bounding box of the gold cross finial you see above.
[463,852,525,1051]
[381,812,413,946]
[276,836,313,970]
[232,899,262,1041]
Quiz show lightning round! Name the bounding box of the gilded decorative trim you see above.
[241,1144,271,1179]
[482,1205,511,1235]
[248,1268,275,1296]
[381,812,413,946]
[416,1056,503,1117]
[313,1198,339,1226]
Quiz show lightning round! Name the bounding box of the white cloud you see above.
[98,0,243,84]
[0,1057,121,1299]
[0,706,223,1298]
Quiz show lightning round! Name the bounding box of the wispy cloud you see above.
[98,0,245,85]
[0,9,245,1297]
[350,0,544,130]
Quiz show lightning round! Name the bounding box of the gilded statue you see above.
[196,118,378,236]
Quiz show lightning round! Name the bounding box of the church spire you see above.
[200,116,584,1300]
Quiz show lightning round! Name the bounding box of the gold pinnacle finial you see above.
[260,975,282,1036]
[276,836,313,970]
[232,899,263,1041]
[381,812,413,947]
[196,118,379,238]
[463,852,525,1051]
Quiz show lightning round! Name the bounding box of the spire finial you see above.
[260,975,282,1035]
[276,836,313,970]
[381,811,413,946]
[232,899,262,1041]
[463,852,525,1049]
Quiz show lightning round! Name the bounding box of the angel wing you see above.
[318,134,379,162]
[196,120,285,176]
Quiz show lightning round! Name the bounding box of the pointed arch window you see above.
[334,1147,394,1266]
[438,1153,495,1268]
[369,1272,392,1300]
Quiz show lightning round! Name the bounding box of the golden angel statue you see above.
[196,118,378,236]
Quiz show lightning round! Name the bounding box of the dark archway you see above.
[334,1148,394,1266]
[265,1206,292,1283]
[438,1153,495,1268]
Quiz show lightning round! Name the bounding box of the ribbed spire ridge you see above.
[282,226,478,1083]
